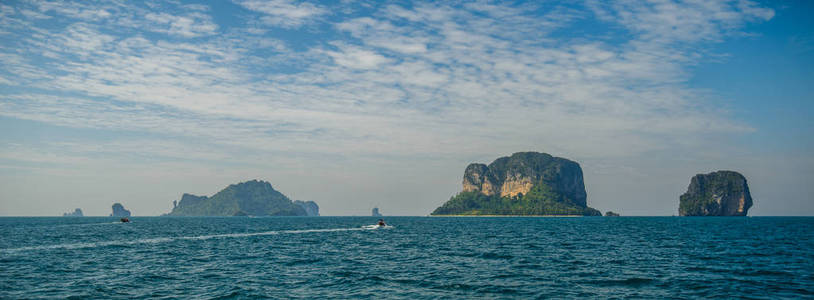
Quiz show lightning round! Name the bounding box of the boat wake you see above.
[37,221,123,229]
[0,227,368,254]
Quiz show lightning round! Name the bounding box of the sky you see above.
[0,0,812,216]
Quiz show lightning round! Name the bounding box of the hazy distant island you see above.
[167,180,319,216]
[372,207,382,217]
[293,200,320,216]
[432,152,601,216]
[605,211,620,217]
[679,171,753,216]
[110,203,131,217]
[63,208,83,217]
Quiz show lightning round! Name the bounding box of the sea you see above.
[1,216,812,299]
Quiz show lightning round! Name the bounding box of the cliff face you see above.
[433,152,600,216]
[110,203,131,217]
[679,171,753,216]
[294,200,320,216]
[168,180,312,216]
[462,164,498,195]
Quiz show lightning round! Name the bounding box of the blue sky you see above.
[0,0,812,216]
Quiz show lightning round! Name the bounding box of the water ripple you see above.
[0,216,812,298]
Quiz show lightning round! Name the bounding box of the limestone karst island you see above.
[166,180,319,216]
[62,208,83,217]
[110,203,131,217]
[679,171,753,216]
[432,152,601,216]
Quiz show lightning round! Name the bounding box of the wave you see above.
[0,227,367,254]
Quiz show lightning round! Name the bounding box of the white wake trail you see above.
[0,227,366,254]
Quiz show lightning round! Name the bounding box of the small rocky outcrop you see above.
[63,208,83,217]
[605,211,620,217]
[679,171,753,216]
[433,152,601,216]
[294,200,320,216]
[110,203,131,217]
[372,207,382,217]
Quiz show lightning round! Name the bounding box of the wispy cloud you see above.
[587,0,774,43]
[143,11,218,37]
[0,0,782,214]
[0,0,773,156]
[234,0,327,28]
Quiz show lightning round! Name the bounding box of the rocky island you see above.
[432,152,601,216]
[679,171,753,216]
[63,208,83,217]
[294,200,320,216]
[110,203,131,217]
[167,180,318,216]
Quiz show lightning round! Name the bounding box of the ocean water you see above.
[1,217,812,299]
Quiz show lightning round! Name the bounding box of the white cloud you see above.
[60,23,116,53]
[35,1,112,21]
[337,17,430,55]
[143,11,218,37]
[324,44,390,69]
[234,0,326,28]
[587,0,774,44]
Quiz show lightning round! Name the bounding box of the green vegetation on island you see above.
[431,152,601,216]
[168,180,318,216]
[433,190,601,216]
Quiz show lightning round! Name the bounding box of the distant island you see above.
[167,179,319,216]
[293,200,320,216]
[372,207,382,217]
[679,171,753,216]
[63,208,83,217]
[110,203,131,217]
[432,152,601,216]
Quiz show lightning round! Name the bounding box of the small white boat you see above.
[362,224,393,230]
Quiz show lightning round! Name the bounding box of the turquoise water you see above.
[1,217,812,298]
